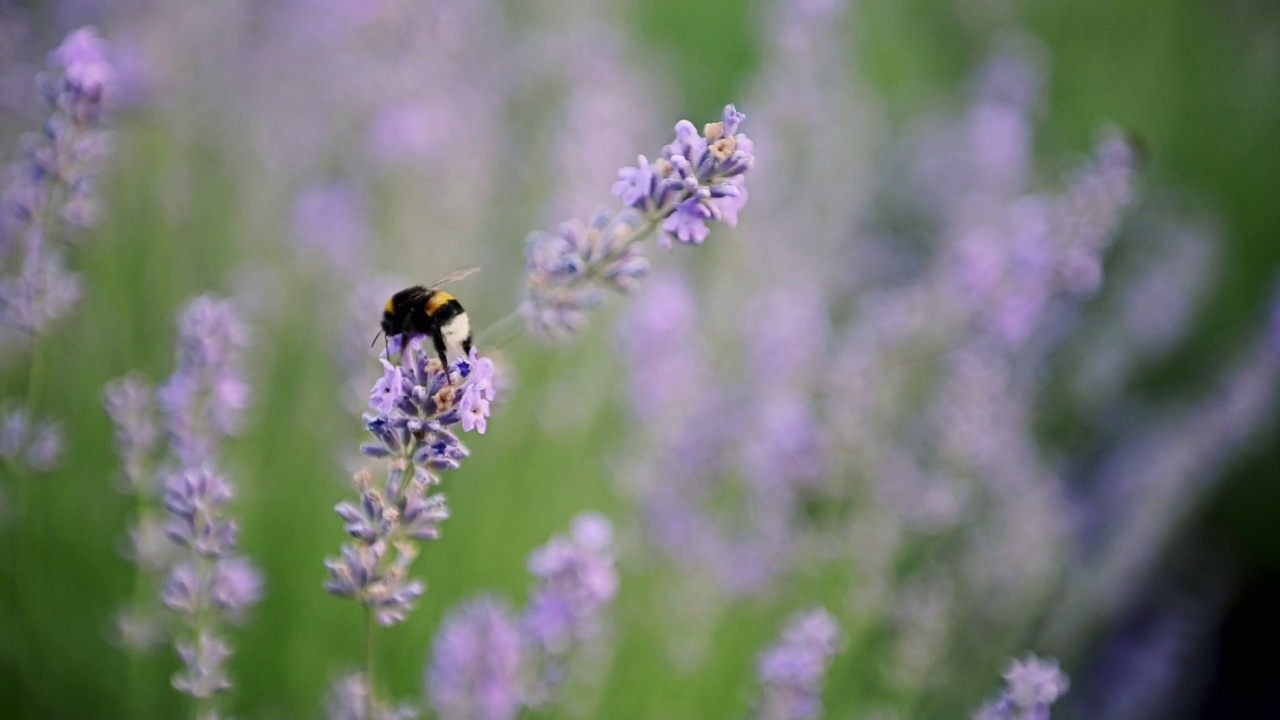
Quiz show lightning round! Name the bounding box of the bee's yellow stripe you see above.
[426,291,455,315]
[385,298,395,314]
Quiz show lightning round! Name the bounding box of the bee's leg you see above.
[430,327,450,377]
[462,336,473,357]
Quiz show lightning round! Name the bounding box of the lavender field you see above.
[2,1,1279,719]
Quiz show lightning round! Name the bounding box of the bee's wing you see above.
[426,265,481,290]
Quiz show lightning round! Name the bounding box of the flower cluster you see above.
[427,597,524,720]
[0,26,115,480]
[424,512,619,720]
[158,296,252,468]
[754,607,844,720]
[522,104,754,339]
[325,336,496,626]
[0,26,115,339]
[522,512,618,703]
[0,404,64,473]
[613,104,753,247]
[161,467,263,700]
[103,373,160,493]
[104,296,261,717]
[972,654,1070,720]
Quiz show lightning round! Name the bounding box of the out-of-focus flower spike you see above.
[524,105,754,340]
[972,654,1069,720]
[754,607,844,720]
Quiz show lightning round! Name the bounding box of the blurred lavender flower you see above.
[522,512,618,704]
[423,512,617,719]
[426,597,524,720]
[615,273,821,600]
[104,372,161,492]
[0,26,115,341]
[292,181,372,278]
[157,296,251,469]
[755,607,844,720]
[102,295,261,713]
[973,654,1069,720]
[0,404,62,472]
[523,104,754,339]
[327,673,418,720]
[0,26,115,482]
[325,337,497,626]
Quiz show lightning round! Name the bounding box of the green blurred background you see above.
[2,0,1278,718]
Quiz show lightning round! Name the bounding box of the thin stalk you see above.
[365,603,376,720]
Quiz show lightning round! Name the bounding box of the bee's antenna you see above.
[370,330,383,349]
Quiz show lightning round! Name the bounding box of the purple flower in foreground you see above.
[973,654,1069,720]
[427,597,524,720]
[523,104,754,339]
[755,607,844,720]
[327,339,497,626]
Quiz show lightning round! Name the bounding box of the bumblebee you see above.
[375,266,479,368]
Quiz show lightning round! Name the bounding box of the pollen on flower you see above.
[435,385,459,410]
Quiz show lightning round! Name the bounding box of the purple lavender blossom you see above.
[0,26,114,340]
[973,654,1070,720]
[522,208,649,339]
[0,405,63,472]
[326,338,497,626]
[611,105,755,249]
[426,597,524,720]
[102,294,260,711]
[523,105,754,339]
[755,607,844,720]
[161,465,263,704]
[104,373,160,492]
[172,631,233,699]
[522,512,618,705]
[157,296,251,469]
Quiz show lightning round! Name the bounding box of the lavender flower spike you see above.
[157,296,251,469]
[161,465,263,704]
[522,512,618,705]
[973,654,1070,720]
[326,338,498,626]
[613,104,755,249]
[523,105,755,339]
[104,294,261,709]
[0,26,116,339]
[426,596,524,720]
[755,607,844,720]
